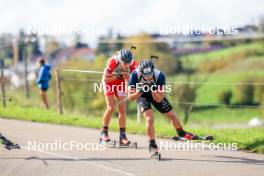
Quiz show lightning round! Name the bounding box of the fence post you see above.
[55,69,63,114]
[137,104,141,123]
[0,61,6,108]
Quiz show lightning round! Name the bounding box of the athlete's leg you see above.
[102,95,115,126]
[164,110,196,139]
[142,109,159,153]
[143,109,155,141]
[163,110,183,130]
[40,90,49,109]
[100,94,115,141]
[151,97,195,139]
[117,89,130,144]
[117,94,126,129]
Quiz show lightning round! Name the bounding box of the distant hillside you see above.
[180,42,264,71]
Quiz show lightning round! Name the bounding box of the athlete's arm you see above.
[103,71,117,82]
[151,91,165,103]
[127,70,142,101]
[151,72,166,101]
[121,72,130,81]
[123,60,138,81]
[128,87,142,101]
[103,58,118,83]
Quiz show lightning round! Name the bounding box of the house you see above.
[50,47,95,66]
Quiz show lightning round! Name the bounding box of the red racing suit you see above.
[103,56,138,97]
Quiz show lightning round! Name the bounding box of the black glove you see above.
[148,80,157,91]
[116,74,123,80]
[137,80,148,93]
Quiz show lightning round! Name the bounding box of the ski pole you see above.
[61,69,127,76]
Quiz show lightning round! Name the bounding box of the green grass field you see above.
[180,42,264,69]
[0,106,263,154]
[168,70,264,104]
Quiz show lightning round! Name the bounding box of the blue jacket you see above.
[36,65,52,90]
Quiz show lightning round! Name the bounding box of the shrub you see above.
[235,78,254,105]
[253,77,264,103]
[219,90,232,105]
[261,95,264,118]
[172,84,196,124]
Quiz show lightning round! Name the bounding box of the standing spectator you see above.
[36,58,52,109]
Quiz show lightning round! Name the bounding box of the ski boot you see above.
[173,129,213,141]
[0,134,20,150]
[99,130,116,148]
[117,131,137,149]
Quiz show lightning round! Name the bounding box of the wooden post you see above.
[12,39,18,65]
[0,60,6,108]
[137,104,141,123]
[55,69,63,114]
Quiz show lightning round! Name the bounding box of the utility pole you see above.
[23,39,32,99]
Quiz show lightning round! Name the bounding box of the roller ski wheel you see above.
[132,141,138,149]
[193,135,214,141]
[99,135,116,148]
[99,139,116,148]
[149,145,161,161]
[151,152,161,161]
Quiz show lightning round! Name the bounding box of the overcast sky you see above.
[0,0,263,45]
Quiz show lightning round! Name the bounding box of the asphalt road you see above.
[0,118,264,176]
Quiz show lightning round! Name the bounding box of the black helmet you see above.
[139,59,154,77]
[117,49,133,64]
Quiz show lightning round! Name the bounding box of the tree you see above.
[30,33,42,56]
[219,90,232,105]
[124,33,181,75]
[258,15,264,32]
[74,33,88,49]
[254,77,264,103]
[18,30,26,62]
[172,83,196,124]
[45,39,60,55]
[0,33,14,61]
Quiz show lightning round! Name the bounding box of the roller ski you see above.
[172,129,213,141]
[116,131,137,149]
[0,133,20,150]
[99,131,116,148]
[149,143,161,161]
[172,135,214,141]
